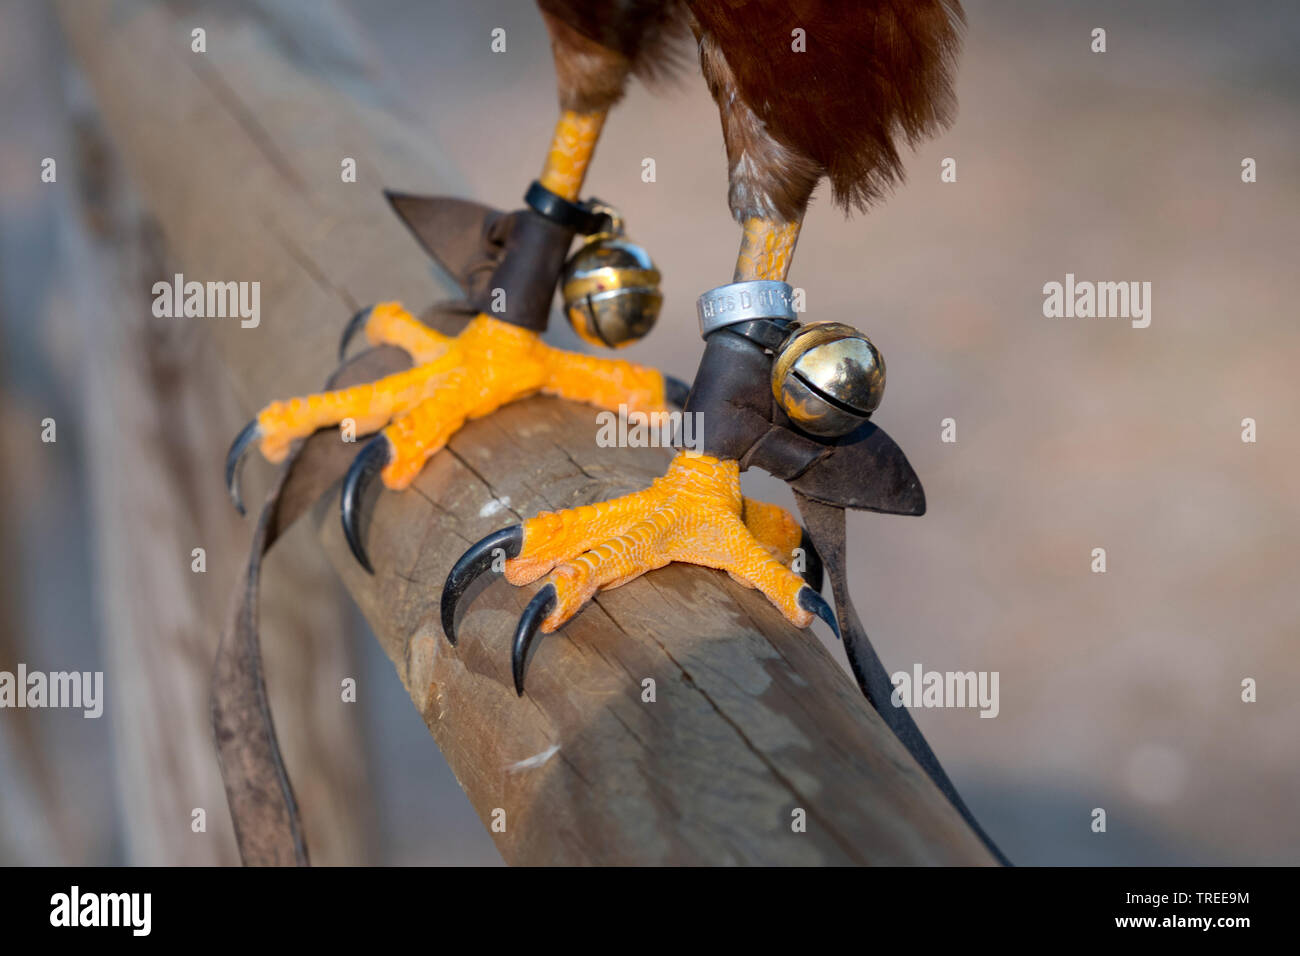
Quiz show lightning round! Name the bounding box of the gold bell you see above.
[561,202,662,348]
[771,322,886,438]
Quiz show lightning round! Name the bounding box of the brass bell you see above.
[771,322,886,438]
[561,202,662,348]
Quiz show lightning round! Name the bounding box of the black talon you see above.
[664,374,691,409]
[798,586,840,641]
[798,528,824,594]
[225,419,261,516]
[341,435,392,574]
[440,525,524,645]
[512,583,557,697]
[338,306,374,362]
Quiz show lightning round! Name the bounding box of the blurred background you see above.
[0,0,1296,865]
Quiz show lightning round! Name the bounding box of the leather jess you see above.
[683,322,926,517]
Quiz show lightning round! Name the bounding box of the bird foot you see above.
[226,303,672,558]
[443,451,835,694]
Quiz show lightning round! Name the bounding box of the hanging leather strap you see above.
[211,192,534,865]
[792,491,1011,866]
[212,347,412,865]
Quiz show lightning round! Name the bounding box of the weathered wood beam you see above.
[59,0,995,864]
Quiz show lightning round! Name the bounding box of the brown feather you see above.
[688,0,965,221]
[538,0,690,111]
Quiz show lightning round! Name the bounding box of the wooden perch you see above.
[60,0,995,864]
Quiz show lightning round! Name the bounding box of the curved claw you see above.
[512,583,557,696]
[225,419,262,516]
[798,528,824,594]
[798,586,840,641]
[664,374,691,410]
[338,306,373,362]
[341,435,392,574]
[440,525,524,645]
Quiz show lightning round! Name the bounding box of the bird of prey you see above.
[228,0,1003,861]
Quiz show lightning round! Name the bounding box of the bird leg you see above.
[226,96,677,572]
[539,109,606,201]
[443,211,842,695]
[733,215,801,283]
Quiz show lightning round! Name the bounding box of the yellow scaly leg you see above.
[442,216,835,695]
